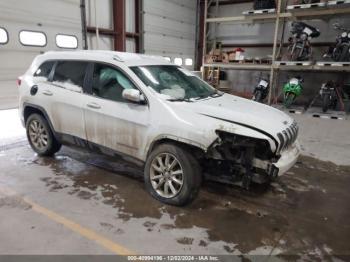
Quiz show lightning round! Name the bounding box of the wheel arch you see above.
[146,136,207,160]
[23,103,59,141]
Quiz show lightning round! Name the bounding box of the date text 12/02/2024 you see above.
[127,256,219,261]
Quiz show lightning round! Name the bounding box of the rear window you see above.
[34,61,55,81]
[52,61,88,92]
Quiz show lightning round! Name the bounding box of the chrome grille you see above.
[277,121,298,152]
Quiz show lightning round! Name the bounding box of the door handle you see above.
[43,90,53,96]
[87,102,101,109]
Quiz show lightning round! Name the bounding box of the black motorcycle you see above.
[287,22,320,61]
[294,0,320,3]
[252,77,269,103]
[320,81,338,113]
[253,0,276,10]
[324,23,350,62]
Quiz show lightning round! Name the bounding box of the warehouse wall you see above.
[0,0,83,109]
[86,0,137,52]
[86,0,114,50]
[0,0,197,109]
[143,0,197,69]
[86,0,197,69]
[208,2,350,104]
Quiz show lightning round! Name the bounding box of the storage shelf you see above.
[203,0,350,105]
[203,63,350,72]
[206,6,350,23]
[276,64,350,72]
[203,63,271,70]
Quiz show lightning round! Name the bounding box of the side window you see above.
[33,61,54,81]
[92,63,137,102]
[53,61,87,92]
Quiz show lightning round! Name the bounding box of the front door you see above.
[83,63,150,159]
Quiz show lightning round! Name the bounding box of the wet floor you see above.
[0,143,350,260]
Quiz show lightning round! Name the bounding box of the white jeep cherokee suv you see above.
[19,51,300,206]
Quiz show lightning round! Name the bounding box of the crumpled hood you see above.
[177,94,294,138]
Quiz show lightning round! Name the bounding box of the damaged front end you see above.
[202,130,280,188]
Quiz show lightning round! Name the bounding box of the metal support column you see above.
[113,0,126,51]
[80,0,88,50]
[268,0,282,105]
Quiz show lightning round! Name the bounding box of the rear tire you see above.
[322,95,330,113]
[333,44,349,62]
[290,49,300,61]
[253,90,263,102]
[144,143,202,206]
[26,114,61,156]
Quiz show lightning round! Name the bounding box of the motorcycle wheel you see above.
[253,91,263,102]
[322,95,330,113]
[333,44,349,62]
[284,93,295,108]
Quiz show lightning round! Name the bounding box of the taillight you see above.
[16,78,21,87]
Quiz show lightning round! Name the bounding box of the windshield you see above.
[130,65,220,101]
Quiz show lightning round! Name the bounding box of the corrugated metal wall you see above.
[86,0,197,68]
[143,0,197,69]
[0,0,82,109]
[86,0,113,50]
[0,0,198,109]
[86,0,137,52]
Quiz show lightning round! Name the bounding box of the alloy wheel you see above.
[150,153,184,198]
[28,120,49,151]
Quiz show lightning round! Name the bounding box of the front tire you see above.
[26,114,61,156]
[144,143,202,206]
[284,93,296,108]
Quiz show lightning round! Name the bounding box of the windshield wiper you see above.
[194,95,209,100]
[210,91,224,98]
[167,98,192,102]
[194,91,224,100]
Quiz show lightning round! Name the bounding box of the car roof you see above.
[35,50,173,67]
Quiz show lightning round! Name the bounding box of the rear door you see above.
[83,62,150,159]
[46,60,88,140]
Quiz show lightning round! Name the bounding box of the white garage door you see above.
[143,0,196,69]
[0,0,82,109]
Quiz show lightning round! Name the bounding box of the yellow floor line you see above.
[0,186,135,255]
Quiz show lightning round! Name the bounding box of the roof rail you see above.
[113,54,124,62]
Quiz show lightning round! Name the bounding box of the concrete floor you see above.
[0,109,349,260]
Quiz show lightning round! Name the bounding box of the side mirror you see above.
[122,89,145,103]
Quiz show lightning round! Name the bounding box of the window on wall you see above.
[56,34,78,49]
[174,58,183,66]
[0,28,8,44]
[185,58,193,66]
[19,31,46,47]
[163,57,171,62]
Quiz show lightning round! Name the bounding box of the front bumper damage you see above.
[204,130,301,188]
[252,141,301,181]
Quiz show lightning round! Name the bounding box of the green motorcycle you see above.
[283,77,303,108]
